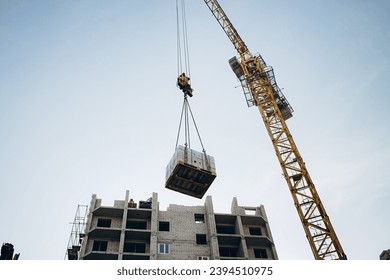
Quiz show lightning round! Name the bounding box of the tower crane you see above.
[203,0,347,260]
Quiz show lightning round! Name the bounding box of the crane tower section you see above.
[204,0,346,260]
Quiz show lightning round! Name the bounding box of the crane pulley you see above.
[203,0,346,260]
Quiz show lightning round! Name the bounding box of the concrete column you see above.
[260,204,278,259]
[149,192,158,259]
[79,194,97,260]
[230,197,240,215]
[205,196,219,259]
[118,190,130,260]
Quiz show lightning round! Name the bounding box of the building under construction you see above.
[68,190,278,260]
[65,0,350,261]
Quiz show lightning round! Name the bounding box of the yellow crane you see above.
[203,0,347,260]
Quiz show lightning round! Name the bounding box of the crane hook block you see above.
[177,73,193,97]
[165,145,217,199]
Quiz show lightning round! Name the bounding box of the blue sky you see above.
[1,0,389,260]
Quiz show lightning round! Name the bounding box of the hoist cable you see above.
[176,0,182,75]
[175,97,187,150]
[181,0,191,77]
[185,98,190,148]
[175,95,206,152]
[176,0,191,77]
[186,99,206,152]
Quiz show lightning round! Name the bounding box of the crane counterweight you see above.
[229,55,293,120]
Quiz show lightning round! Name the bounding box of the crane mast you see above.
[204,0,347,260]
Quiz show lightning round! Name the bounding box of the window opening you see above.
[254,248,268,259]
[216,225,235,234]
[159,221,170,231]
[196,234,207,245]
[123,243,146,253]
[195,214,205,223]
[97,219,111,228]
[92,240,108,251]
[249,227,262,236]
[244,209,256,215]
[126,220,147,230]
[219,247,238,257]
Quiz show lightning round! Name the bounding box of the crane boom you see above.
[204,0,347,260]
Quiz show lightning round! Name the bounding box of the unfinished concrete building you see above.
[73,190,278,260]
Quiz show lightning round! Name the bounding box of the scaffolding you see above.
[64,205,88,260]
